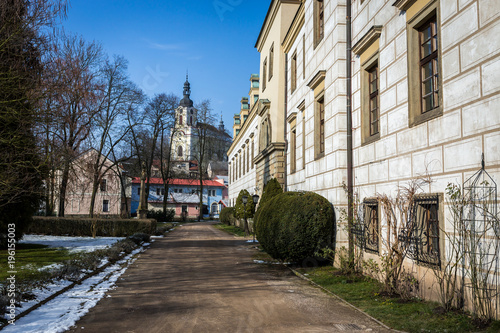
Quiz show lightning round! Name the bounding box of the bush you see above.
[147,209,175,222]
[254,178,283,229]
[128,233,151,245]
[258,178,283,208]
[255,191,335,263]
[220,207,235,225]
[28,217,156,237]
[234,189,255,219]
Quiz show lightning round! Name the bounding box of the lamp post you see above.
[242,195,249,236]
[252,194,259,243]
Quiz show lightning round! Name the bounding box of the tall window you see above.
[103,200,109,213]
[407,3,442,127]
[291,128,296,173]
[251,141,254,169]
[368,64,379,136]
[100,179,107,192]
[242,148,246,176]
[419,17,439,114]
[247,145,250,172]
[314,0,324,47]
[179,114,183,125]
[291,52,297,93]
[302,35,306,79]
[269,44,274,80]
[364,201,379,253]
[318,97,325,155]
[413,195,441,267]
[177,145,183,158]
[262,58,267,91]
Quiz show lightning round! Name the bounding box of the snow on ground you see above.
[19,235,124,253]
[2,247,144,333]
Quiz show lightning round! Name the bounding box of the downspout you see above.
[284,52,288,192]
[346,0,354,265]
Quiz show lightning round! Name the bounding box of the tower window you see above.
[177,146,183,157]
[179,115,183,125]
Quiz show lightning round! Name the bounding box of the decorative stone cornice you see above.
[352,25,383,56]
[286,111,297,124]
[253,142,286,164]
[297,99,305,111]
[258,99,271,116]
[307,70,326,90]
[393,0,417,11]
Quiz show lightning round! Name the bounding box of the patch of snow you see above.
[19,235,124,253]
[2,249,141,333]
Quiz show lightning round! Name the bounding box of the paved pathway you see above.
[67,222,393,333]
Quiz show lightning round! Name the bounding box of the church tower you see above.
[172,75,198,161]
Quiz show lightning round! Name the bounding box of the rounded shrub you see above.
[255,191,335,263]
[258,178,283,208]
[220,207,235,225]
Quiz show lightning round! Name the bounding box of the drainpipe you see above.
[284,52,288,192]
[346,0,354,265]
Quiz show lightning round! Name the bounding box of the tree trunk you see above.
[58,162,70,217]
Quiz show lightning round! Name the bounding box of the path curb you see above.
[286,266,406,333]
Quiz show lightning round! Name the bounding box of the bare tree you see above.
[191,99,216,221]
[87,55,144,217]
[128,93,178,213]
[45,34,103,217]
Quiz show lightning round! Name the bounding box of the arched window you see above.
[177,145,183,158]
[190,116,193,125]
[179,115,183,125]
[211,202,218,214]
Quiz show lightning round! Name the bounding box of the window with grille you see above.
[291,128,297,173]
[291,52,297,93]
[364,201,379,253]
[319,97,325,155]
[413,195,441,267]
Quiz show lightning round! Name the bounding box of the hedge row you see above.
[220,207,236,225]
[28,217,156,237]
[255,191,335,263]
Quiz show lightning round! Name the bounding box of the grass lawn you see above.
[214,224,246,237]
[297,266,500,333]
[0,243,72,282]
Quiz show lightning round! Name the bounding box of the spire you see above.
[180,73,193,107]
[218,112,224,131]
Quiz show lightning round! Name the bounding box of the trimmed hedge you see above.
[255,191,335,263]
[220,207,235,225]
[28,217,156,237]
[147,209,175,222]
[259,178,283,208]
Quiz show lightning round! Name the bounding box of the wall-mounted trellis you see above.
[461,154,499,319]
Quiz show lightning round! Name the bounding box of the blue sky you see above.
[62,0,271,136]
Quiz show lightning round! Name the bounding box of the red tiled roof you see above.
[131,177,225,187]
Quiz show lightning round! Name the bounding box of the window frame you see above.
[103,199,109,213]
[315,95,325,159]
[100,178,107,192]
[313,0,325,48]
[411,194,443,268]
[290,127,297,174]
[269,44,274,81]
[291,51,297,93]
[407,1,442,127]
[363,199,379,254]
[361,53,380,145]
[262,58,267,91]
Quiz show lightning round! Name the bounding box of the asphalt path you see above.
[67,222,394,333]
